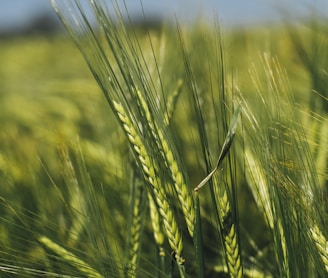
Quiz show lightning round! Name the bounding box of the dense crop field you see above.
[0,1,327,277]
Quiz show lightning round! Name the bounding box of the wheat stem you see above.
[58,146,87,246]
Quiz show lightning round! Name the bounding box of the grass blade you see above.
[194,104,241,192]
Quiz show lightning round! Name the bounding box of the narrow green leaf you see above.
[194,104,241,192]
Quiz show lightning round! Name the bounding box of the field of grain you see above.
[0,1,327,277]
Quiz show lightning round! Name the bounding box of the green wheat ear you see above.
[148,192,165,254]
[164,79,184,126]
[214,179,243,278]
[224,224,243,278]
[310,224,328,273]
[112,100,185,266]
[134,88,196,238]
[124,176,145,277]
[38,236,103,278]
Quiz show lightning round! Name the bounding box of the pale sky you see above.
[0,0,327,32]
